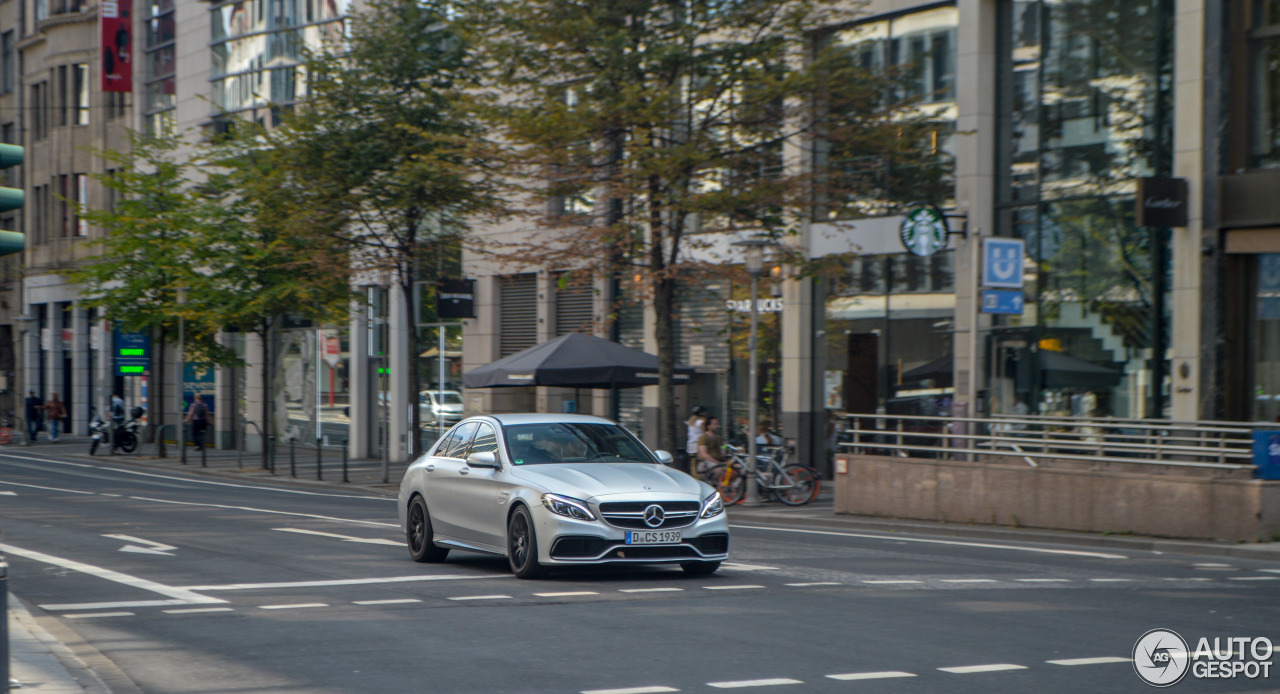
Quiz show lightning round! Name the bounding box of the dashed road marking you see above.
[1261,569,1280,575]
[722,562,779,571]
[1046,657,1130,666]
[1089,578,1132,583]
[581,687,679,694]
[1015,578,1069,583]
[1228,576,1279,581]
[535,591,599,597]
[619,588,683,593]
[704,585,764,591]
[939,664,1027,674]
[260,603,329,610]
[183,574,506,591]
[863,580,922,585]
[274,527,401,546]
[729,524,1129,559]
[785,582,840,587]
[941,579,997,584]
[707,678,802,688]
[1163,577,1211,581]
[1194,563,1233,568]
[163,607,235,615]
[447,595,511,601]
[353,599,422,605]
[64,612,134,619]
[826,671,916,681]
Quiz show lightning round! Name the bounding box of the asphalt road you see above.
[1,450,1278,694]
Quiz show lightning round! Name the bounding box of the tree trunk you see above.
[259,317,275,471]
[648,175,677,454]
[153,332,166,455]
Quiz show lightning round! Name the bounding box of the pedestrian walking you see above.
[44,393,67,442]
[184,393,210,450]
[683,405,706,475]
[24,391,43,443]
[110,393,126,452]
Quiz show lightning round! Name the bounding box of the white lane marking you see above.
[826,671,916,681]
[1047,657,1131,666]
[65,612,134,619]
[939,664,1027,674]
[163,607,235,615]
[1228,576,1279,581]
[534,591,599,597]
[43,599,193,611]
[704,585,764,591]
[183,574,506,591]
[722,562,779,571]
[1194,563,1233,567]
[1089,578,1132,583]
[785,582,840,587]
[1260,569,1280,575]
[131,496,397,529]
[0,490,15,495]
[103,534,177,556]
[0,452,391,500]
[447,595,511,601]
[0,542,225,606]
[1015,578,1070,583]
[1163,577,1212,581]
[863,580,922,585]
[0,480,95,495]
[730,524,1129,560]
[941,579,998,584]
[260,603,329,610]
[582,687,679,694]
[619,588,683,593]
[353,599,422,605]
[708,679,802,688]
[274,527,401,546]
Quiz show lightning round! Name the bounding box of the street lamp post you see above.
[733,237,770,507]
[177,288,187,463]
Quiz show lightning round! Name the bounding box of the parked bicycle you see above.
[703,444,820,506]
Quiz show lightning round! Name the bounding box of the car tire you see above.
[680,561,721,575]
[507,505,545,579]
[406,496,450,563]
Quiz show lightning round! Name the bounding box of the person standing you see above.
[184,393,210,450]
[683,405,706,475]
[697,415,725,478]
[24,391,43,443]
[44,393,67,442]
[110,393,126,452]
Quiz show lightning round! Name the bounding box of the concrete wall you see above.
[834,453,1280,542]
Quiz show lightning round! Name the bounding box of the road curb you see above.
[726,509,1280,562]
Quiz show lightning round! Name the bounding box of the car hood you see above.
[509,463,701,499]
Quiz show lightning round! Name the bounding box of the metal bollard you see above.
[342,438,349,483]
[316,441,323,481]
[289,439,296,478]
[2,558,8,694]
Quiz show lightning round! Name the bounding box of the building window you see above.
[74,173,88,236]
[58,174,69,237]
[30,82,47,141]
[31,184,46,244]
[56,65,67,127]
[1,31,13,95]
[73,64,89,125]
[144,0,177,133]
[1252,2,1280,168]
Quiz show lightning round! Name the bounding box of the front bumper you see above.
[532,501,730,565]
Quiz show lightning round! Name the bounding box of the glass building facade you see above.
[210,0,350,117]
[991,0,1173,419]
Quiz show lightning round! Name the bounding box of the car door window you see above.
[469,423,498,456]
[439,422,479,459]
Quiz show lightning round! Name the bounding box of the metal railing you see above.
[837,413,1262,471]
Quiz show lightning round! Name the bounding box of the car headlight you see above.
[700,491,724,519]
[541,493,596,521]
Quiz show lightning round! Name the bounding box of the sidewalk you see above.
[7,595,110,693]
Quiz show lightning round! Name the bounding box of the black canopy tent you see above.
[463,333,695,390]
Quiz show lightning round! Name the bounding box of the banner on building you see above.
[101,0,133,93]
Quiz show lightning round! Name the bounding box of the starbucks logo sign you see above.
[900,205,948,257]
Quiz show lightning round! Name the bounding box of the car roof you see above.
[479,413,617,426]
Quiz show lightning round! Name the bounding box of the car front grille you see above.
[597,501,701,530]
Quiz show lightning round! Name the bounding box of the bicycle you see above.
[703,444,820,506]
[0,410,16,445]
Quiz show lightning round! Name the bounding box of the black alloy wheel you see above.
[507,505,545,579]
[407,496,449,563]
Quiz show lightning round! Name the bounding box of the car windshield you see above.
[503,422,655,465]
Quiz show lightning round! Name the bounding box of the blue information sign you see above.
[1252,431,1280,480]
[983,238,1025,288]
[114,329,151,376]
[981,289,1024,315]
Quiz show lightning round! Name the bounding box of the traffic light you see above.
[0,143,23,256]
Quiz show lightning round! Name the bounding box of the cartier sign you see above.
[1136,177,1188,228]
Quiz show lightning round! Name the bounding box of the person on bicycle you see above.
[696,415,725,479]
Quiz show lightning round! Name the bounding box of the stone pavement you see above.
[4,437,1279,693]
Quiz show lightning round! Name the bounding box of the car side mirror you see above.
[466,451,501,469]
[654,450,674,466]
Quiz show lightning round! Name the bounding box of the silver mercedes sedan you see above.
[397,413,729,579]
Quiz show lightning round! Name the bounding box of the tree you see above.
[471,0,951,452]
[266,0,498,450]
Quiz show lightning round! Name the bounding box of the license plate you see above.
[625,530,681,545]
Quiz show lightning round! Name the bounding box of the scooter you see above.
[88,411,110,455]
[115,406,146,453]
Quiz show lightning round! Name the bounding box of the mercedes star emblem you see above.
[643,504,665,528]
